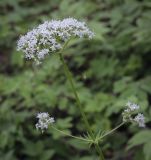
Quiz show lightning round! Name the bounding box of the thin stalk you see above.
[95,145,105,160]
[58,52,92,134]
[51,125,93,143]
[98,122,125,140]
[58,52,105,160]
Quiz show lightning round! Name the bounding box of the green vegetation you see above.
[0,0,151,159]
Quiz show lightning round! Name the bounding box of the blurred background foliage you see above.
[0,0,151,159]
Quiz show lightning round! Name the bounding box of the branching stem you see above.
[51,125,93,143]
[98,122,125,141]
[58,42,105,160]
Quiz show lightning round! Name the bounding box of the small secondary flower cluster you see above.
[35,112,54,132]
[122,101,145,127]
[17,18,94,62]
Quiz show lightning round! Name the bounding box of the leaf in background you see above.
[89,21,108,41]
[67,139,88,150]
[143,142,151,160]
[127,130,151,150]
[39,149,55,160]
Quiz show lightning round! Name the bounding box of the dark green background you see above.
[0,0,151,159]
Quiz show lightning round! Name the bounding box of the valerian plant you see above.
[17,18,146,160]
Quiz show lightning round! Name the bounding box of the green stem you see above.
[94,144,104,160]
[51,125,93,143]
[58,52,92,135]
[58,52,105,160]
[98,122,125,141]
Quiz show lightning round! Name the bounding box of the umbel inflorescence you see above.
[122,101,145,127]
[17,18,94,63]
[17,17,146,160]
[36,112,55,133]
[35,101,145,133]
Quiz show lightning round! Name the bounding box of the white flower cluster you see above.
[125,101,140,111]
[134,113,145,127]
[17,18,94,62]
[122,101,145,127]
[35,112,55,132]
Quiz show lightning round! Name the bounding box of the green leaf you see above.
[67,139,88,150]
[39,150,55,160]
[128,131,151,150]
[144,142,151,160]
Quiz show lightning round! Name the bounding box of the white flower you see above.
[17,18,94,62]
[122,101,139,122]
[35,112,55,132]
[37,49,49,59]
[125,101,140,111]
[134,113,145,127]
[122,101,146,128]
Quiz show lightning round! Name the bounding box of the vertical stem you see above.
[59,52,91,134]
[58,52,105,160]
